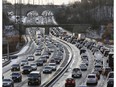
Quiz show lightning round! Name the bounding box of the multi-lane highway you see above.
[3,10,114,87]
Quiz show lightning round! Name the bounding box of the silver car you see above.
[80,63,87,71]
[30,63,37,70]
[86,74,98,85]
[48,63,57,71]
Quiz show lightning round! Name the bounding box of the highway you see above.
[3,10,114,87]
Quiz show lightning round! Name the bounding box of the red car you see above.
[65,78,75,87]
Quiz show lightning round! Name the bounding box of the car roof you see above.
[30,71,41,74]
[88,74,96,76]
[66,78,74,80]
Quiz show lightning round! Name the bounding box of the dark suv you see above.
[28,71,41,86]
[11,64,20,71]
[3,79,14,87]
[11,72,22,82]
[72,68,82,78]
[107,78,113,87]
[22,65,32,74]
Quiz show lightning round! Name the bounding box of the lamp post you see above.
[3,38,9,60]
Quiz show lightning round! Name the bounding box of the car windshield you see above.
[31,64,36,66]
[28,56,34,58]
[3,79,11,81]
[109,73,114,78]
[73,68,80,72]
[49,64,55,66]
[45,66,51,69]
[12,64,19,66]
[22,60,27,62]
[88,75,95,78]
[28,73,40,77]
[95,65,102,68]
[12,73,20,75]
[23,66,31,69]
[80,64,86,67]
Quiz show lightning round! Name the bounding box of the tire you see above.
[28,82,30,86]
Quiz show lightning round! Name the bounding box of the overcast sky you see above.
[6,0,81,5]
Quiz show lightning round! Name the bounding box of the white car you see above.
[48,63,57,71]
[86,74,98,85]
[27,55,34,61]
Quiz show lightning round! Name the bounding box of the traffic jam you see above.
[2,11,114,87]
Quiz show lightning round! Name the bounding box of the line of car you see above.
[51,28,114,87]
[3,29,65,87]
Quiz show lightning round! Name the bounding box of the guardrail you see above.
[40,39,73,87]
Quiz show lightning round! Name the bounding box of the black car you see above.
[22,65,32,74]
[11,72,22,82]
[11,64,20,71]
[107,78,114,87]
[72,68,82,78]
[3,79,14,87]
[28,71,41,86]
[35,59,44,66]
[80,48,86,54]
[54,58,61,64]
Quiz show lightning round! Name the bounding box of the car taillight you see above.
[72,80,75,83]
[66,81,70,83]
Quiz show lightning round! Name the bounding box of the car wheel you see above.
[28,82,30,86]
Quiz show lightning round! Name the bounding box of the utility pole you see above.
[19,0,22,44]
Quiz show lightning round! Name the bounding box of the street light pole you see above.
[7,41,9,60]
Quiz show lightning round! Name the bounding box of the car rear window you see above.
[88,75,95,78]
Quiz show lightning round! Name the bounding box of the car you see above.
[30,63,37,70]
[3,79,14,87]
[92,70,100,80]
[39,56,47,63]
[11,64,20,71]
[81,55,88,61]
[65,78,75,87]
[35,59,44,66]
[86,74,98,85]
[104,50,110,57]
[72,68,82,78]
[107,78,114,87]
[41,54,49,59]
[102,67,112,76]
[35,50,41,56]
[43,66,52,74]
[107,71,114,79]
[80,48,86,54]
[77,85,87,87]
[20,60,28,66]
[28,71,41,86]
[54,58,61,64]
[11,72,22,82]
[80,63,87,71]
[94,64,103,73]
[48,63,57,71]
[82,59,89,66]
[27,55,34,61]
[50,58,56,63]
[22,65,32,74]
